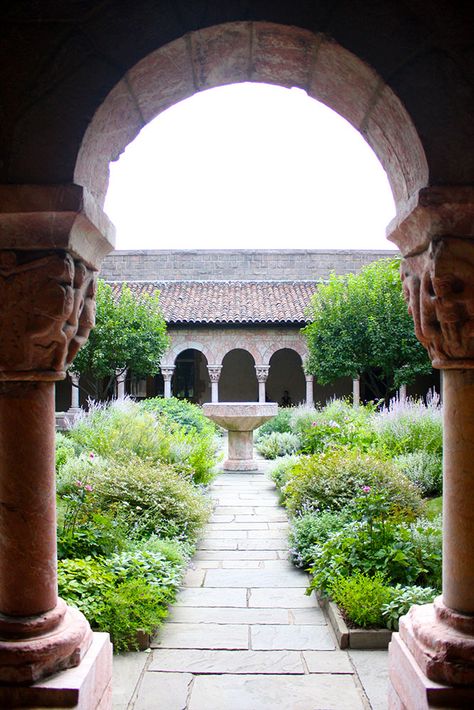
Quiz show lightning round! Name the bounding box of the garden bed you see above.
[317,594,392,649]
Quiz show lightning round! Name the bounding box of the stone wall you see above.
[101,249,399,282]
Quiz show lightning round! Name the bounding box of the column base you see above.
[223,459,259,471]
[399,598,474,686]
[389,632,474,709]
[0,603,92,684]
[0,632,112,709]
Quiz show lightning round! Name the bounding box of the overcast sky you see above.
[104,82,397,251]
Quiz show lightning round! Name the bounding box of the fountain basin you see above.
[203,402,278,471]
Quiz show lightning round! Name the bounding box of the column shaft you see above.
[442,369,474,613]
[305,375,314,407]
[0,382,57,616]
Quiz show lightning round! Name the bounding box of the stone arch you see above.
[161,339,214,368]
[267,347,306,406]
[214,340,260,367]
[219,347,258,402]
[261,340,308,367]
[74,21,428,222]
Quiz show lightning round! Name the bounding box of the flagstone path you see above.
[114,466,388,709]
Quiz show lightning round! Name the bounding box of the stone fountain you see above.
[203,402,278,471]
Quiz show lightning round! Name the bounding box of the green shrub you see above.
[57,557,115,619]
[307,516,442,593]
[256,432,300,459]
[280,448,421,518]
[373,394,442,456]
[255,408,293,440]
[269,455,301,490]
[393,451,442,497]
[291,400,377,454]
[140,396,216,435]
[55,432,78,472]
[381,584,438,630]
[68,399,219,484]
[329,572,393,628]
[289,510,349,568]
[81,455,210,542]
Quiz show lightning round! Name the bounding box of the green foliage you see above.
[256,432,300,459]
[280,448,421,518]
[72,280,169,394]
[68,398,218,484]
[80,455,210,542]
[289,510,349,568]
[291,400,377,454]
[55,432,77,472]
[255,408,293,440]
[307,516,442,594]
[373,394,442,456]
[423,497,442,520]
[381,585,438,631]
[140,396,216,435]
[303,258,432,400]
[394,451,442,497]
[269,455,301,490]
[329,572,393,628]
[57,558,115,619]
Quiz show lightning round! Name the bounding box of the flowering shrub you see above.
[140,396,218,435]
[68,398,219,484]
[255,408,293,440]
[280,448,421,518]
[373,391,442,456]
[291,400,377,454]
[288,510,349,568]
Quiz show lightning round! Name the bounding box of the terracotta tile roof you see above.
[107,280,316,324]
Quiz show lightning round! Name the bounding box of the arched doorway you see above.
[173,348,210,404]
[219,349,257,402]
[267,348,305,406]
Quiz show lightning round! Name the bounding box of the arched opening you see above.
[267,348,305,406]
[219,349,257,402]
[173,348,210,404]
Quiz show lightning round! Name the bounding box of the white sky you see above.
[105,83,397,251]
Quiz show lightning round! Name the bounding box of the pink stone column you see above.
[387,188,474,708]
[305,374,314,406]
[0,187,114,699]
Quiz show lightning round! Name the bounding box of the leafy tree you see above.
[72,281,169,398]
[303,258,432,401]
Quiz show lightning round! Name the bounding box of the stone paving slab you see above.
[168,606,291,624]
[174,587,247,607]
[149,649,304,674]
[152,622,249,649]
[111,651,148,709]
[194,549,279,560]
[304,650,354,674]
[133,672,192,710]
[249,588,319,608]
[206,522,269,530]
[204,569,308,588]
[188,673,366,710]
[251,624,335,651]
[236,539,289,550]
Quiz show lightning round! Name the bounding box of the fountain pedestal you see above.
[203,402,278,471]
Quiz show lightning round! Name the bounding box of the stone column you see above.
[398,383,407,403]
[388,187,474,708]
[305,374,314,407]
[69,371,81,410]
[352,376,360,407]
[116,368,127,399]
[0,186,113,703]
[255,365,270,403]
[207,365,222,403]
[161,367,175,398]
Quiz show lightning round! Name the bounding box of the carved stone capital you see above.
[161,367,175,382]
[0,250,97,381]
[388,186,474,256]
[401,236,474,368]
[207,365,222,383]
[255,365,270,382]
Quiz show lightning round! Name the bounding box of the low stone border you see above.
[317,594,392,650]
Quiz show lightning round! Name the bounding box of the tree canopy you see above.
[303,258,432,400]
[72,280,169,397]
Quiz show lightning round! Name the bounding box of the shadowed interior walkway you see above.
[113,465,388,709]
